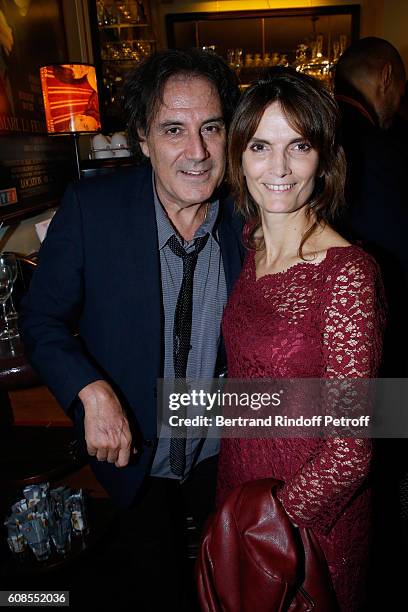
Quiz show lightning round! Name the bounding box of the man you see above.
[334,37,407,376]
[334,37,408,609]
[19,49,243,609]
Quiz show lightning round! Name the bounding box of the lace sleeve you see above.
[278,251,385,534]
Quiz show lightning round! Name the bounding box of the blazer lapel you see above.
[218,196,245,295]
[124,166,163,376]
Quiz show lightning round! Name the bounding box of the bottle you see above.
[271,53,280,66]
[244,53,253,68]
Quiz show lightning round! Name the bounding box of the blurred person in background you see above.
[335,36,408,608]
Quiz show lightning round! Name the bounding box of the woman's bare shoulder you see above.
[316,225,351,250]
[301,224,351,262]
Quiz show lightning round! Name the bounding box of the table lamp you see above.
[40,63,101,180]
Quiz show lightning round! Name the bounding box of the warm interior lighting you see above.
[40,64,101,134]
[40,64,101,180]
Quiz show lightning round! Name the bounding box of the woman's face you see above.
[242,102,319,218]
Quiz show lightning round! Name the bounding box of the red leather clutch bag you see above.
[196,478,339,612]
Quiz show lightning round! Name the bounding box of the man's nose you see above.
[185,132,208,161]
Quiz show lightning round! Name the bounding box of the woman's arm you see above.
[278,251,385,534]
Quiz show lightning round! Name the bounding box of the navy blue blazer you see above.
[19,164,244,509]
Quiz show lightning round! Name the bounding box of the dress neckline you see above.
[251,245,359,283]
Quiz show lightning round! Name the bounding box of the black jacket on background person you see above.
[19,163,244,510]
[336,87,408,610]
[336,90,408,377]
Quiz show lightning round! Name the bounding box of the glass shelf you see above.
[89,1,156,131]
[166,6,359,89]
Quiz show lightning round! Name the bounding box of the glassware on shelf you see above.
[202,45,217,53]
[339,34,347,56]
[226,48,243,72]
[136,1,147,24]
[332,40,340,64]
[97,1,121,27]
[271,53,280,66]
[234,48,243,70]
[136,39,152,59]
[112,0,147,25]
[293,44,309,72]
[254,53,262,67]
[299,34,331,85]
[316,34,324,59]
[328,34,348,87]
[244,53,253,68]
[110,6,118,25]
[102,63,124,106]
[96,1,105,26]
[101,38,153,62]
[94,1,156,130]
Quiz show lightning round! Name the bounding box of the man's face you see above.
[139,75,226,211]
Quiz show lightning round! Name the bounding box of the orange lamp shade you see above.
[40,64,101,134]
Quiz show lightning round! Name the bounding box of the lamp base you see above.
[73,133,81,181]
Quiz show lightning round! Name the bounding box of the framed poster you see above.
[0,0,76,223]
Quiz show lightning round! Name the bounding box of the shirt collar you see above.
[152,172,219,250]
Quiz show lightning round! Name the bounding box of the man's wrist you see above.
[78,379,110,405]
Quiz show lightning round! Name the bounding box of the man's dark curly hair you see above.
[122,48,240,159]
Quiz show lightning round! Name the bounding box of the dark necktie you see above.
[167,232,209,476]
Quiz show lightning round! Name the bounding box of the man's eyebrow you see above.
[203,116,225,125]
[158,120,183,128]
[157,116,225,130]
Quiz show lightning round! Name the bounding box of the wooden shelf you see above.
[99,23,150,29]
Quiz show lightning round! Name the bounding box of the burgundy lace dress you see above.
[218,245,385,612]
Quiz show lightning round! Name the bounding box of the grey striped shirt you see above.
[151,176,227,480]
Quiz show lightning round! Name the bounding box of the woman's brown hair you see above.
[228,67,346,256]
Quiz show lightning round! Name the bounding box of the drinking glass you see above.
[0,262,18,340]
[0,253,18,321]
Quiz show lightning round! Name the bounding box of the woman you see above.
[216,68,385,611]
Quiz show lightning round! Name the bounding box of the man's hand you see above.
[79,380,135,468]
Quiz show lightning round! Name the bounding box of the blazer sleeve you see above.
[19,183,103,417]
